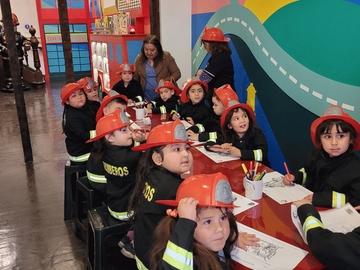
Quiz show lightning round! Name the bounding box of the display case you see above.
[90,34,146,94]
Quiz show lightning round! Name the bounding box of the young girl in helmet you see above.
[196,27,235,107]
[205,101,271,167]
[61,82,100,165]
[86,110,145,221]
[127,120,194,269]
[86,90,129,194]
[187,84,239,142]
[171,78,213,125]
[282,105,360,208]
[112,62,143,104]
[77,77,100,102]
[146,79,181,114]
[150,172,258,269]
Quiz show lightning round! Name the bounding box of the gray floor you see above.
[0,82,136,270]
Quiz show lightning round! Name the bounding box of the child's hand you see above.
[221,143,232,153]
[146,108,152,114]
[293,198,312,208]
[128,99,134,104]
[187,130,199,141]
[177,197,199,222]
[132,130,147,142]
[283,173,295,185]
[186,117,194,125]
[229,146,240,157]
[147,103,153,109]
[236,232,260,251]
[172,113,180,120]
[302,194,313,203]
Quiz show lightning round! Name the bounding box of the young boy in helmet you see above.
[60,83,100,165]
[112,62,143,104]
[187,84,239,142]
[146,79,181,114]
[196,27,235,107]
[77,77,100,102]
[0,13,30,92]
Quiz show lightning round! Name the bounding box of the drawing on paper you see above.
[264,176,284,188]
[247,239,281,261]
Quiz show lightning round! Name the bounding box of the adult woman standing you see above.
[134,35,181,101]
[196,27,235,106]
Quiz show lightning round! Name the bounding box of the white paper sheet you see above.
[262,172,313,204]
[232,192,258,215]
[231,223,308,270]
[291,203,360,244]
[195,145,239,163]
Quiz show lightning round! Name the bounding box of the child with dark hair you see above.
[187,84,239,142]
[112,63,143,104]
[283,105,360,208]
[151,172,255,270]
[86,90,129,193]
[171,78,213,125]
[60,83,99,165]
[146,79,181,114]
[77,77,100,102]
[205,101,270,167]
[128,120,194,269]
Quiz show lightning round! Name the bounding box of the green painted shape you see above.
[264,0,360,86]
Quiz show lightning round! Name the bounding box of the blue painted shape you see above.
[126,40,143,63]
[108,43,114,61]
[115,44,123,63]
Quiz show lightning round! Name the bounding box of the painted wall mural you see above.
[192,0,360,173]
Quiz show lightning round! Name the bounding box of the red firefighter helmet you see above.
[1,13,19,26]
[200,27,230,42]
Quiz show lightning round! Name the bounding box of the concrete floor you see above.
[0,82,135,270]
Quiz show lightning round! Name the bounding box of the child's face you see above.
[159,87,174,102]
[320,125,351,157]
[104,101,127,116]
[228,109,249,137]
[120,71,133,83]
[85,87,99,102]
[66,90,86,108]
[212,96,226,116]
[108,126,133,146]
[187,84,205,105]
[194,207,230,252]
[154,143,193,174]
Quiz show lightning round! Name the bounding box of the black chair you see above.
[64,162,87,220]
[75,176,104,241]
[86,206,132,270]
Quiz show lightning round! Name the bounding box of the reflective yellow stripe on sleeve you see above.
[332,191,346,208]
[86,170,107,184]
[253,149,263,162]
[90,130,96,138]
[299,168,307,186]
[208,132,217,141]
[135,256,149,270]
[303,216,324,240]
[163,241,193,269]
[195,123,205,133]
[159,105,167,114]
[107,207,133,221]
[69,153,90,162]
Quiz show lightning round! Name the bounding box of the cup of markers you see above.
[242,162,266,200]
